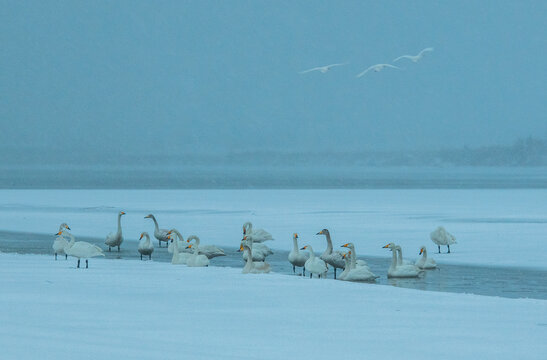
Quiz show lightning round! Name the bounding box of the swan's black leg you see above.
[334,268,337,279]
[86,259,88,268]
[55,253,57,260]
[438,245,441,253]
[109,246,111,252]
[65,254,67,260]
[302,268,305,276]
[77,259,80,268]
[118,245,120,252]
[140,254,143,260]
[310,273,312,279]
[447,245,451,254]
[149,254,151,260]
[293,265,295,274]
[158,241,161,247]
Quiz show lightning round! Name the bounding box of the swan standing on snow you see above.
[288,233,309,275]
[185,244,210,267]
[186,235,225,259]
[144,214,170,247]
[52,223,70,260]
[393,47,434,63]
[105,211,125,252]
[299,63,348,74]
[415,246,437,269]
[241,234,273,261]
[58,230,104,268]
[167,229,191,265]
[238,242,271,274]
[382,243,422,278]
[430,226,457,253]
[137,232,154,260]
[317,229,344,279]
[356,63,401,78]
[242,222,274,242]
[301,245,328,279]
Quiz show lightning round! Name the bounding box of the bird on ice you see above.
[356,63,401,78]
[299,63,348,74]
[393,47,434,63]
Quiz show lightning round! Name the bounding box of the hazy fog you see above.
[1,1,546,164]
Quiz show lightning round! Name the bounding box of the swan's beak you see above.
[237,245,243,252]
[167,230,172,235]
[316,230,323,235]
[341,243,349,248]
[66,225,71,230]
[342,253,347,258]
[186,244,193,249]
[300,246,307,250]
[242,235,247,241]
[144,215,150,218]
[419,249,424,255]
[55,231,62,236]
[242,227,246,235]
[121,211,126,215]
[382,244,390,248]
[139,234,143,240]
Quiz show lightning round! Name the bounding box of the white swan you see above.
[415,246,437,269]
[144,214,170,247]
[185,244,210,267]
[167,229,191,265]
[186,235,225,259]
[430,226,457,253]
[317,229,344,279]
[356,63,401,78]
[238,242,271,274]
[299,62,348,74]
[138,232,154,260]
[105,211,125,252]
[241,235,273,261]
[393,47,434,63]
[288,233,309,276]
[58,230,104,268]
[52,223,70,260]
[382,243,422,278]
[344,251,378,282]
[242,222,273,242]
[340,243,370,269]
[301,245,328,279]
[338,252,351,280]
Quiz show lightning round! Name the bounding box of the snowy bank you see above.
[0,253,545,360]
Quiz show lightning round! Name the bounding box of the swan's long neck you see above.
[396,247,404,265]
[292,237,299,253]
[349,245,357,269]
[243,247,254,271]
[144,234,150,247]
[66,231,75,247]
[151,216,160,232]
[307,246,316,260]
[189,236,200,248]
[422,248,428,261]
[389,248,398,271]
[117,214,123,235]
[321,233,333,256]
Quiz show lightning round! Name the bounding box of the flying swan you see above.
[393,47,434,63]
[299,63,348,74]
[356,63,401,78]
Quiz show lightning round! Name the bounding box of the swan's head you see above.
[119,211,126,216]
[300,245,308,250]
[242,222,252,235]
[144,214,154,219]
[419,246,425,255]
[186,244,193,249]
[55,230,63,236]
[383,242,396,250]
[341,243,350,248]
[293,233,298,239]
[139,232,149,240]
[238,243,250,252]
[316,229,329,236]
[59,223,70,231]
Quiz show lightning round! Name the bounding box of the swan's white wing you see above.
[418,47,434,56]
[356,65,375,78]
[326,62,349,69]
[393,55,413,62]
[250,228,274,242]
[382,64,401,70]
[299,67,321,74]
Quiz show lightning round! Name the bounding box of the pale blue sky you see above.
[1,0,546,158]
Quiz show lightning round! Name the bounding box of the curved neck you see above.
[117,214,123,234]
[390,248,397,271]
[292,237,299,252]
[307,246,315,260]
[422,248,427,260]
[396,248,403,265]
[151,216,159,232]
[64,231,75,247]
[321,233,333,256]
[243,247,254,271]
[188,236,200,247]
[173,229,184,242]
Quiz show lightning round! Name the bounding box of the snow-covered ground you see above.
[1,189,546,270]
[0,252,545,360]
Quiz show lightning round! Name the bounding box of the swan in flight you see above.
[144,214,170,247]
[241,235,273,261]
[58,230,104,268]
[301,245,328,279]
[138,232,154,260]
[186,235,225,259]
[393,47,434,63]
[317,229,344,279]
[105,211,125,252]
[242,222,274,242]
[167,230,191,265]
[185,244,210,267]
[430,226,457,253]
[299,62,348,74]
[356,63,401,78]
[52,223,70,260]
[415,246,437,269]
[238,242,271,274]
[383,243,422,278]
[288,233,309,275]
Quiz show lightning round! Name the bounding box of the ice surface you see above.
[0,252,545,360]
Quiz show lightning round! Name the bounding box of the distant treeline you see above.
[1,137,546,167]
